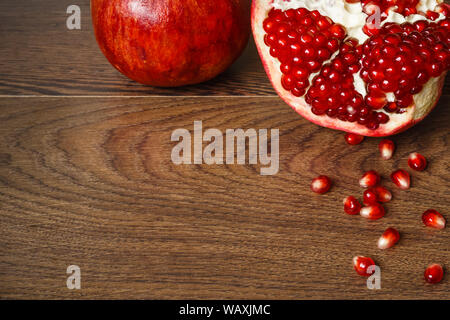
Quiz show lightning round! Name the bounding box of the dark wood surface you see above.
[0,0,449,299]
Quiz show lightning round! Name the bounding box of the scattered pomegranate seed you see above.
[422,209,446,229]
[379,139,395,160]
[343,196,362,215]
[345,133,364,145]
[310,175,332,194]
[359,170,380,188]
[424,264,444,284]
[408,152,427,171]
[363,188,379,205]
[377,227,400,249]
[390,169,410,190]
[360,203,385,220]
[373,186,392,202]
[353,256,376,276]
[364,186,392,204]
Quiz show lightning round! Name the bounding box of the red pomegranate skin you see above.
[91,0,251,87]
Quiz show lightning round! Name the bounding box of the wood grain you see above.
[0,96,448,299]
[0,0,449,300]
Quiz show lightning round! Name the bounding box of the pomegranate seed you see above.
[359,170,380,188]
[408,152,427,171]
[379,139,395,160]
[397,94,413,108]
[377,228,400,249]
[422,209,446,229]
[284,9,295,19]
[390,169,410,190]
[263,20,276,33]
[360,203,386,220]
[426,10,440,21]
[329,24,346,40]
[344,133,364,145]
[373,186,392,202]
[295,8,308,18]
[376,112,389,124]
[353,256,376,276]
[365,92,387,109]
[363,186,392,204]
[292,67,308,80]
[281,74,295,90]
[343,196,362,215]
[437,3,450,16]
[310,175,332,194]
[363,188,379,205]
[317,16,332,30]
[291,87,306,97]
[424,264,444,284]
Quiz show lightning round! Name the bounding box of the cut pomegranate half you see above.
[252,0,449,136]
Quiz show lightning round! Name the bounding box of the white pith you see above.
[360,206,371,218]
[436,218,445,228]
[377,236,389,249]
[252,0,447,136]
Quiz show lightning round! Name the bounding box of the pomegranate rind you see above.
[251,0,447,137]
[92,0,250,87]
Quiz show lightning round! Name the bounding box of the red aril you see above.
[373,186,392,202]
[422,209,446,229]
[377,228,400,249]
[311,175,332,194]
[363,188,379,205]
[390,169,411,190]
[379,139,395,160]
[408,152,428,171]
[424,263,444,284]
[353,256,376,276]
[92,0,250,86]
[343,196,362,215]
[363,186,393,204]
[345,133,364,145]
[360,203,386,220]
[359,170,380,188]
[252,0,449,136]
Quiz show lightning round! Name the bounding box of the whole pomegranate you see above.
[252,0,449,136]
[91,0,251,87]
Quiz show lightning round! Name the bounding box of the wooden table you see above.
[0,0,448,299]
